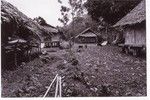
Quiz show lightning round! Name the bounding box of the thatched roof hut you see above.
[113,0,146,55]
[113,0,145,27]
[75,27,98,44]
[1,0,53,69]
[43,26,61,47]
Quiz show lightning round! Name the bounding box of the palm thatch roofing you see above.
[75,27,97,38]
[113,0,145,27]
[42,25,58,34]
[1,0,51,44]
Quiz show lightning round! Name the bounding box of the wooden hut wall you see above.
[44,34,60,47]
[125,25,146,46]
[77,36,97,43]
[45,41,60,47]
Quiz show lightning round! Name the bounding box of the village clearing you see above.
[1,45,146,97]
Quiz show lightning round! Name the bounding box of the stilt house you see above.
[113,0,146,55]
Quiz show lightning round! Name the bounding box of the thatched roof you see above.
[75,27,97,38]
[113,0,145,27]
[42,25,58,34]
[33,18,58,34]
[1,0,51,44]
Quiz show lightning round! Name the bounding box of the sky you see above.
[5,0,70,27]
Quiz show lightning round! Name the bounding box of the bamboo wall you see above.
[125,27,146,46]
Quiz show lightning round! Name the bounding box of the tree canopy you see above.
[58,0,85,26]
[84,0,142,25]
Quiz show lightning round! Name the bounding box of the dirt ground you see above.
[1,44,146,97]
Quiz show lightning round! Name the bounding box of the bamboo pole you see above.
[55,76,59,97]
[59,76,62,97]
[43,74,58,98]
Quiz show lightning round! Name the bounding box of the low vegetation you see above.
[2,45,146,97]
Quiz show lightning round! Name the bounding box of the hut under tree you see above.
[75,28,98,44]
[33,17,61,48]
[113,0,146,56]
[41,24,60,47]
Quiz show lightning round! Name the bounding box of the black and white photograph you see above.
[1,0,148,98]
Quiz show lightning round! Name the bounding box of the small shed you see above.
[75,28,98,44]
[113,0,146,56]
